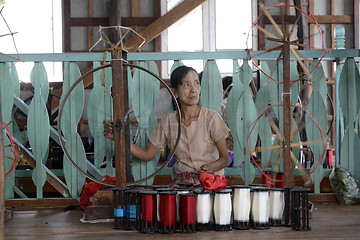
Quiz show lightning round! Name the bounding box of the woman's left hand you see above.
[200,164,214,174]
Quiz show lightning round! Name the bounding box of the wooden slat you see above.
[88,0,93,50]
[124,0,207,50]
[111,50,129,187]
[309,193,339,204]
[62,0,71,52]
[12,138,71,198]
[5,198,79,208]
[69,17,155,26]
[131,0,140,18]
[265,15,353,24]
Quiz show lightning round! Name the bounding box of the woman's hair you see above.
[170,65,198,89]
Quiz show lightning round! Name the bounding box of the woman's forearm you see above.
[130,142,160,162]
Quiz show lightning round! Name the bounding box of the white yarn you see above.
[269,190,285,220]
[233,188,251,221]
[251,190,269,223]
[213,192,232,225]
[196,192,212,223]
[156,193,161,222]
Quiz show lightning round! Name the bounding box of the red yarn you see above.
[200,173,228,190]
[2,121,18,177]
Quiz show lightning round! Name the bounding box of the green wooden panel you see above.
[63,134,87,197]
[9,63,20,98]
[226,60,243,169]
[61,62,87,197]
[289,61,300,106]
[200,60,223,112]
[310,59,327,101]
[339,58,360,177]
[28,62,50,198]
[128,66,133,103]
[60,62,84,138]
[0,63,14,123]
[255,62,273,168]
[31,62,49,103]
[269,60,284,132]
[170,60,184,73]
[87,62,114,173]
[306,90,327,193]
[236,61,256,185]
[131,61,160,185]
[1,63,16,199]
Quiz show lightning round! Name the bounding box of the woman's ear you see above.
[171,88,178,98]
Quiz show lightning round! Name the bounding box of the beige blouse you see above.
[149,107,230,175]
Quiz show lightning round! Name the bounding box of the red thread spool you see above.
[261,170,274,188]
[179,193,197,233]
[140,190,158,233]
[275,173,284,188]
[159,191,177,233]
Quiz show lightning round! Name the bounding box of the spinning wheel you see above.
[57,60,181,187]
[247,4,327,185]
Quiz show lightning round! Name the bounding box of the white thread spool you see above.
[213,189,232,231]
[269,188,285,226]
[232,185,251,230]
[251,187,270,229]
[194,189,212,231]
[249,184,266,222]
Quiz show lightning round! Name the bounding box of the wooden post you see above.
[0,88,5,240]
[283,33,294,187]
[111,50,130,187]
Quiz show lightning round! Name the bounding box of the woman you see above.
[105,65,230,186]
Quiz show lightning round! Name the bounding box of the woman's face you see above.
[173,70,201,107]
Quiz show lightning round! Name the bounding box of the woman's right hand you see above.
[103,120,114,140]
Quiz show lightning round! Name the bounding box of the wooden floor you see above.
[4,204,360,240]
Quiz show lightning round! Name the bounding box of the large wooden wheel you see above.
[247,3,327,186]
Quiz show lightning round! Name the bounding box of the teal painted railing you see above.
[1,47,360,200]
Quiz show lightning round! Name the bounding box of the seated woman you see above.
[105,65,230,187]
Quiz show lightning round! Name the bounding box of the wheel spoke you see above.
[269,121,284,143]
[259,3,284,38]
[255,144,283,152]
[257,25,281,41]
[291,139,322,149]
[290,47,311,76]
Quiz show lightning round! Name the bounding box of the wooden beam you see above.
[108,0,121,44]
[88,0,94,50]
[69,17,155,26]
[62,0,71,52]
[257,0,265,50]
[355,0,360,48]
[5,198,79,208]
[12,138,71,198]
[124,0,207,50]
[131,0,141,18]
[265,15,353,24]
[154,0,162,71]
[111,50,129,187]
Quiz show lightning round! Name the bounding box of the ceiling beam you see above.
[124,0,207,51]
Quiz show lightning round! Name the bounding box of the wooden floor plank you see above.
[4,205,360,239]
